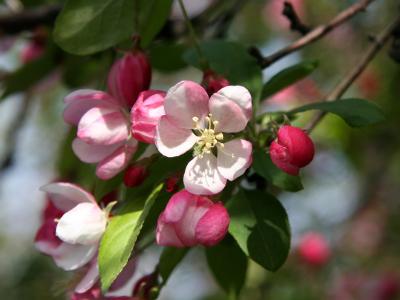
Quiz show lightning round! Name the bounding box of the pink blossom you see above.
[123,165,149,187]
[156,189,230,247]
[155,81,253,195]
[20,40,45,63]
[71,285,137,300]
[270,125,314,175]
[131,90,166,144]
[297,232,330,267]
[107,51,151,108]
[35,183,108,271]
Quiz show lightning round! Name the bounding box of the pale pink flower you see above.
[35,183,109,271]
[156,189,230,247]
[155,81,253,195]
[130,90,165,144]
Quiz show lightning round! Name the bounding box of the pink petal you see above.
[217,139,252,181]
[209,86,252,133]
[183,154,227,195]
[155,116,198,157]
[164,81,209,129]
[78,106,129,146]
[75,260,99,293]
[156,214,185,247]
[72,138,123,163]
[269,140,300,175]
[161,189,191,222]
[52,243,97,271]
[34,219,62,256]
[195,202,230,247]
[56,203,106,245]
[96,139,138,180]
[40,182,96,212]
[63,89,118,125]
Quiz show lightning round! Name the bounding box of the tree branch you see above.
[304,16,400,132]
[0,4,61,35]
[283,1,311,35]
[260,0,377,68]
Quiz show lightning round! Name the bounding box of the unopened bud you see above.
[201,69,230,96]
[123,165,148,188]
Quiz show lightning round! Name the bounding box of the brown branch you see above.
[283,1,311,35]
[304,16,400,132]
[0,4,61,35]
[260,0,377,68]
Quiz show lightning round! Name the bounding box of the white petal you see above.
[214,85,252,117]
[53,243,97,271]
[40,182,96,212]
[72,138,123,163]
[75,260,99,293]
[183,153,227,195]
[217,139,252,181]
[56,203,106,245]
[155,116,198,157]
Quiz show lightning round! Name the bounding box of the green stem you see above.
[177,0,209,70]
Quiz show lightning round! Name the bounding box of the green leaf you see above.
[206,236,248,297]
[99,183,163,292]
[54,0,136,55]
[183,40,263,98]
[290,98,386,127]
[228,190,291,271]
[2,47,56,98]
[159,247,188,283]
[139,0,173,48]
[262,60,318,99]
[149,42,188,73]
[252,149,303,192]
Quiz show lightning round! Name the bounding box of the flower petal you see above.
[217,139,252,181]
[164,81,209,128]
[56,203,107,245]
[72,138,124,164]
[209,85,252,133]
[40,182,96,212]
[77,106,129,146]
[34,219,62,256]
[195,202,230,247]
[75,260,99,294]
[63,89,118,125]
[52,243,97,271]
[183,153,227,195]
[155,116,198,157]
[156,213,185,247]
[96,139,138,180]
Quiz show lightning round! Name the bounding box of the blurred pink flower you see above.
[297,232,330,267]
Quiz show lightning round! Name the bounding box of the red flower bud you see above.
[201,70,230,96]
[132,273,157,299]
[165,173,181,193]
[107,51,152,108]
[298,232,330,267]
[20,40,45,63]
[123,165,148,188]
[270,125,314,175]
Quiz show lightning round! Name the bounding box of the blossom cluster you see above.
[35,47,315,298]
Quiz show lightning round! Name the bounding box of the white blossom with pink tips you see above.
[35,182,109,271]
[155,81,253,195]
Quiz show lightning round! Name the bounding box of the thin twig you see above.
[305,16,400,132]
[283,1,311,35]
[260,0,377,68]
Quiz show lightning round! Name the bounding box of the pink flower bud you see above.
[156,189,230,247]
[123,165,148,188]
[165,173,181,193]
[20,40,45,63]
[107,51,152,108]
[130,90,165,144]
[132,273,157,299]
[298,232,330,267]
[270,125,315,175]
[201,70,230,96]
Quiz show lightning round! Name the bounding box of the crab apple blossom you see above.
[123,165,149,187]
[155,81,253,195]
[107,51,151,108]
[270,125,315,176]
[35,182,109,271]
[130,90,166,144]
[20,40,45,63]
[156,189,230,247]
[201,70,230,96]
[297,232,331,267]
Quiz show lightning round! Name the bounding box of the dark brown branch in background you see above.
[283,1,311,35]
[0,4,61,35]
[305,16,400,132]
[260,0,377,68]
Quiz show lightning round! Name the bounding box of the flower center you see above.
[192,114,224,158]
